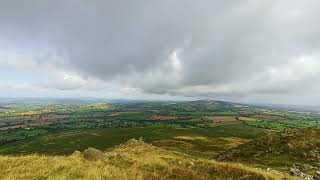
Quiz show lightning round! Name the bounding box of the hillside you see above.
[218,128,320,174]
[0,139,291,180]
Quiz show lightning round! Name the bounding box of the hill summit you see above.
[0,138,290,180]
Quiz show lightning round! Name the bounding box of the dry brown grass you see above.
[251,114,286,121]
[220,137,252,148]
[0,139,293,180]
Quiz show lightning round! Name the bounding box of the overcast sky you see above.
[1,0,320,105]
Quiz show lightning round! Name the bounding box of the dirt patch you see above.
[209,116,239,125]
[149,115,178,121]
[238,117,257,122]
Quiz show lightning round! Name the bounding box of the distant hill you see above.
[0,106,11,112]
[245,102,320,113]
[182,99,251,110]
[0,98,108,105]
[0,139,290,180]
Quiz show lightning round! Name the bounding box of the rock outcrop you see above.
[83,147,104,161]
[313,170,320,180]
[290,165,312,180]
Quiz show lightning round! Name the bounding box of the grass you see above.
[0,124,267,157]
[0,100,318,178]
[217,128,320,173]
[0,139,293,180]
[0,129,48,143]
[244,119,319,131]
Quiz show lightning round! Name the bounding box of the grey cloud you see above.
[1,0,320,104]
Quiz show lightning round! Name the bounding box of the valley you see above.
[0,99,319,178]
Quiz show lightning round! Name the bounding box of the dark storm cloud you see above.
[1,0,320,103]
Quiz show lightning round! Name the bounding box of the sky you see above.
[1,0,320,105]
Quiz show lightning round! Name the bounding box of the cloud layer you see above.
[1,0,320,104]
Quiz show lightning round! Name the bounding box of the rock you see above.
[286,143,294,150]
[266,168,271,172]
[290,166,313,180]
[71,150,83,157]
[138,137,144,142]
[265,168,282,175]
[187,161,194,167]
[104,152,113,157]
[125,137,145,146]
[126,138,139,145]
[313,170,320,180]
[83,147,104,161]
[290,166,303,177]
[303,164,315,170]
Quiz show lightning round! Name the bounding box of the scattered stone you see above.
[313,170,320,180]
[187,161,194,167]
[83,147,104,161]
[126,138,139,145]
[286,143,294,150]
[177,160,195,167]
[290,165,312,180]
[125,137,145,146]
[104,152,114,156]
[306,174,313,179]
[265,168,282,175]
[266,168,271,172]
[304,164,315,170]
[290,166,304,176]
[138,137,144,142]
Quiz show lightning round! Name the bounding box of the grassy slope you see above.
[217,128,320,173]
[0,140,292,180]
[0,125,266,157]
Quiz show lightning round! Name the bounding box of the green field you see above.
[0,124,267,158]
[0,99,319,175]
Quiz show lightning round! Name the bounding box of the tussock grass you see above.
[0,139,293,180]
